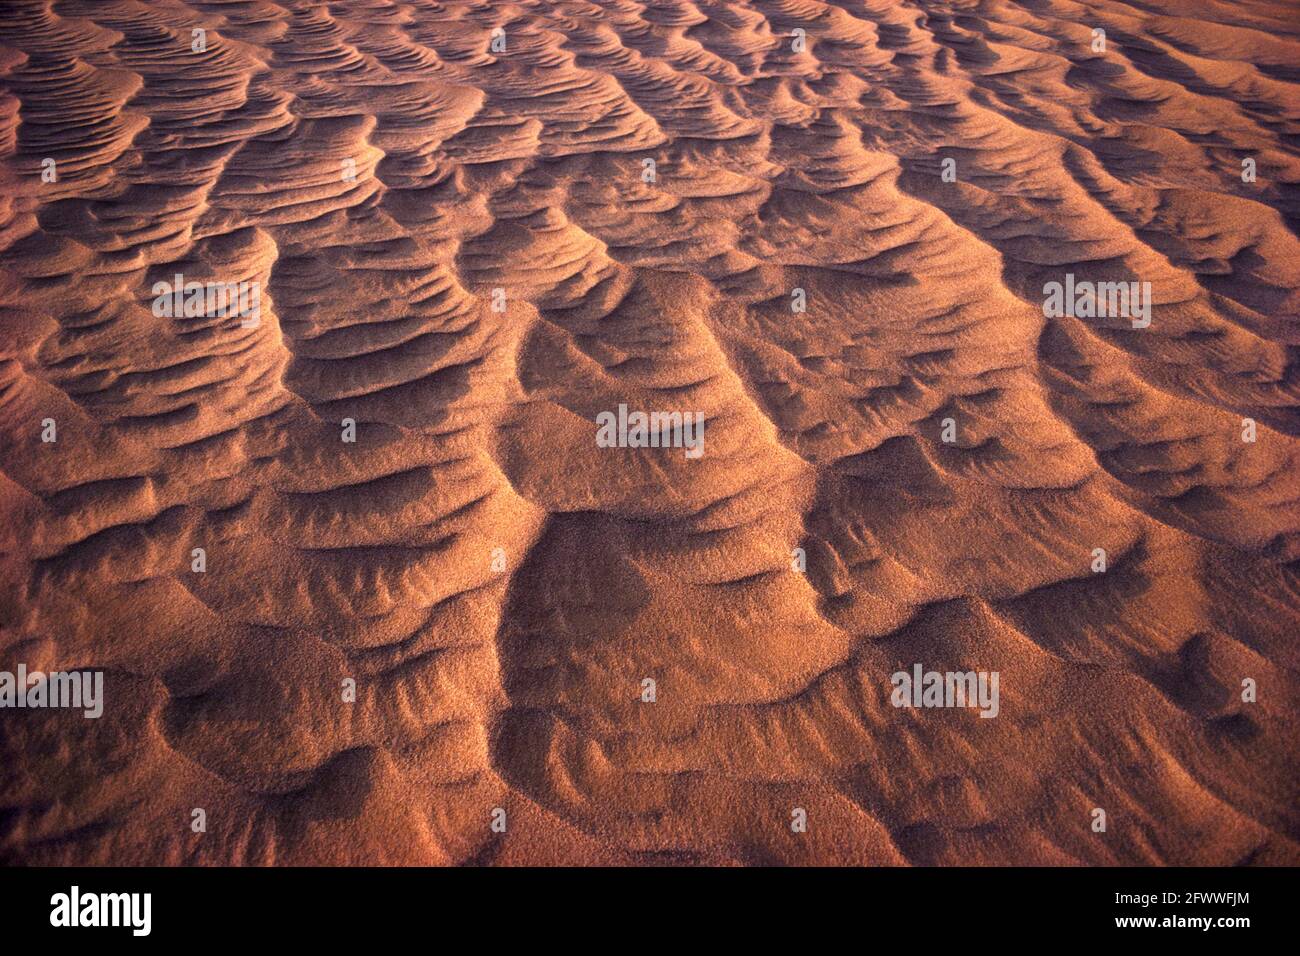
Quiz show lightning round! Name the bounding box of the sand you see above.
[0,0,1297,866]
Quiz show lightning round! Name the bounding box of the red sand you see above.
[0,0,1297,865]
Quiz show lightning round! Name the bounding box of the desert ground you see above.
[1,0,1298,866]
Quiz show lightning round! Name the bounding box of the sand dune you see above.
[1,0,1297,866]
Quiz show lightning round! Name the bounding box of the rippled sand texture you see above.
[2,0,1299,866]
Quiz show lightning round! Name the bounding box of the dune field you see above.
[0,0,1298,866]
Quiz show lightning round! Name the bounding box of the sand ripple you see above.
[1,0,1297,865]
